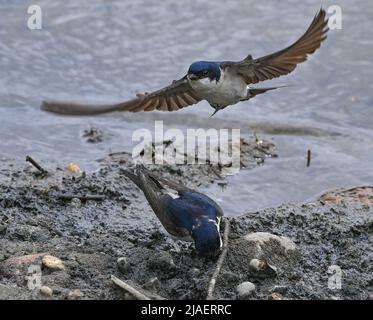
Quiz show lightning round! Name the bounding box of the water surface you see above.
[1,0,372,215]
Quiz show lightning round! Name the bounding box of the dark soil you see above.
[0,137,372,300]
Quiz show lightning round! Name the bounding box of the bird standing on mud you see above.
[123,168,223,257]
[41,9,328,117]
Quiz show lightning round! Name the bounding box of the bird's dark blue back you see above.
[164,191,223,232]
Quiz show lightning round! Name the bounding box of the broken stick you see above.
[206,219,231,300]
[111,275,151,300]
[26,155,48,174]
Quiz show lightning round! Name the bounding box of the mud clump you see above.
[0,145,372,300]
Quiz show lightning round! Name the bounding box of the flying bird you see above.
[41,9,328,117]
[123,168,223,257]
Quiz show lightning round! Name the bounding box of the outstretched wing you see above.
[119,76,202,112]
[41,76,202,115]
[222,9,329,84]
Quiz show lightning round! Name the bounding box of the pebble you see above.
[42,255,65,271]
[117,257,130,273]
[249,258,265,270]
[236,282,256,299]
[249,258,277,275]
[66,162,82,174]
[268,292,283,300]
[68,289,83,298]
[40,286,53,297]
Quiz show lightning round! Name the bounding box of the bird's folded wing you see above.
[222,9,328,84]
[41,76,201,115]
[145,171,194,193]
[123,168,191,237]
[122,169,168,219]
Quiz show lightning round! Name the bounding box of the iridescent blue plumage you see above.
[188,61,221,82]
[123,168,223,257]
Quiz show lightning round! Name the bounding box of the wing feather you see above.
[117,76,202,112]
[41,76,201,115]
[222,9,329,84]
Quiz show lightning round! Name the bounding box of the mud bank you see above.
[0,139,372,300]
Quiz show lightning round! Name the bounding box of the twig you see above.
[57,194,106,201]
[307,149,311,167]
[206,219,231,300]
[26,155,48,174]
[111,275,151,300]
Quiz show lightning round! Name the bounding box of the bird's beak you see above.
[188,74,199,81]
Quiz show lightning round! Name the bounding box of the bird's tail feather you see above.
[247,85,289,98]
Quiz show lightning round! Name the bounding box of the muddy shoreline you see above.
[0,138,372,300]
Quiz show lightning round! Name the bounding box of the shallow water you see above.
[1,0,372,215]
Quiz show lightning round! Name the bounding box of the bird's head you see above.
[187,61,221,82]
[191,219,222,257]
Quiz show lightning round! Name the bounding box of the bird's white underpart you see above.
[188,68,248,107]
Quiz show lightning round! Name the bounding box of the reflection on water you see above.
[0,0,372,215]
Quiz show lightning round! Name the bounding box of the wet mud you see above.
[0,137,372,300]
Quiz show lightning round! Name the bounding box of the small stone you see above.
[268,292,283,300]
[40,286,53,297]
[249,258,265,271]
[236,282,256,299]
[42,255,65,271]
[117,257,130,273]
[249,258,277,275]
[367,293,373,300]
[68,289,83,298]
[66,162,82,174]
